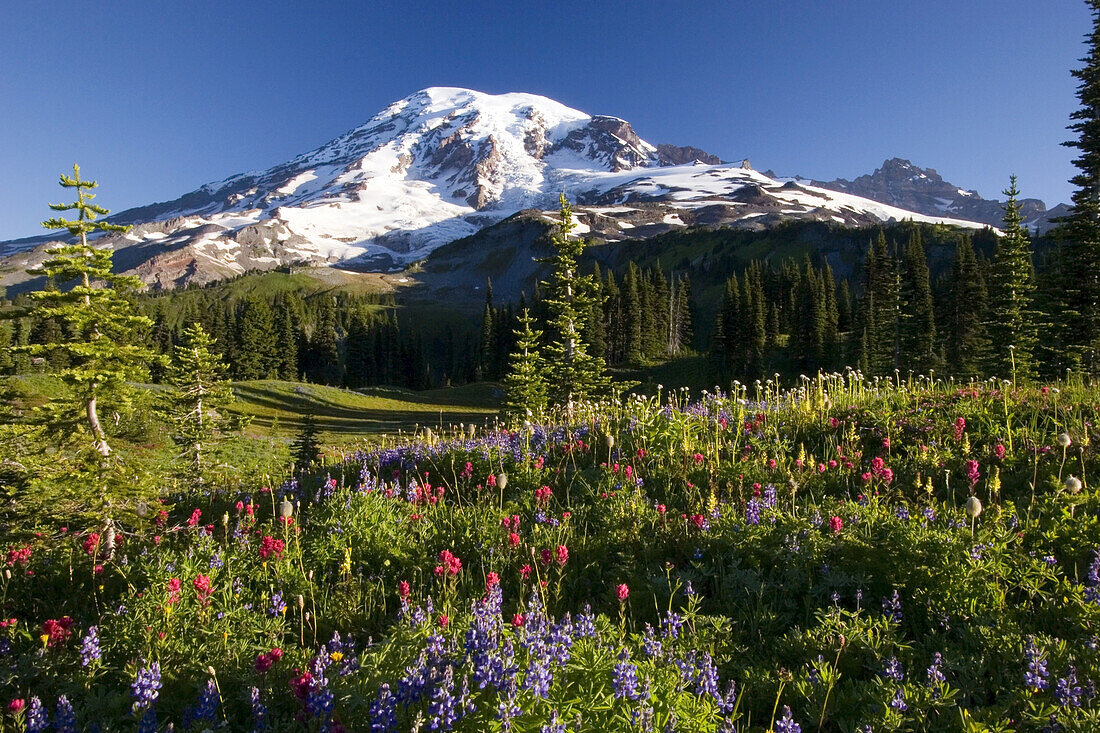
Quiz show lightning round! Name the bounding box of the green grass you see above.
[229,379,500,437]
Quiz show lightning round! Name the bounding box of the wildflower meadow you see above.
[3,372,1100,731]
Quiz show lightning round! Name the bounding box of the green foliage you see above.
[538,195,615,407]
[162,322,247,490]
[899,229,939,375]
[292,412,322,471]
[1059,0,1100,372]
[8,167,160,521]
[2,375,1099,729]
[502,308,548,416]
[986,176,1040,381]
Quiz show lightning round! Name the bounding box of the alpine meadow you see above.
[6,3,1100,732]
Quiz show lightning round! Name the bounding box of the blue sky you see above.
[0,0,1090,240]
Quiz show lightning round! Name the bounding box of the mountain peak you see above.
[1,90,992,291]
[812,159,1049,229]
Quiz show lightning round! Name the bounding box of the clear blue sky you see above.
[0,0,1090,240]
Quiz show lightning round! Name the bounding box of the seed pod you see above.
[468,424,476,439]
[605,434,615,449]
[279,500,294,518]
[297,594,305,610]
[497,473,508,490]
[1066,476,1083,494]
[965,495,982,519]
[135,502,148,518]
[1058,433,1073,448]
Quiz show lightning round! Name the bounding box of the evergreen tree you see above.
[899,230,938,374]
[275,298,301,381]
[743,263,768,378]
[163,323,243,490]
[948,236,990,377]
[307,297,341,384]
[985,176,1039,380]
[836,279,853,333]
[711,274,741,381]
[538,195,614,408]
[822,263,841,368]
[17,166,156,459]
[858,232,900,375]
[234,297,276,380]
[1059,0,1100,372]
[503,308,548,416]
[477,303,495,380]
[292,413,321,472]
[343,310,373,388]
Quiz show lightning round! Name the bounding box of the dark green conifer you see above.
[503,308,548,416]
[985,176,1038,380]
[538,195,614,408]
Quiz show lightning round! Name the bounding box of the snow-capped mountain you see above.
[808,158,1058,232]
[0,88,992,290]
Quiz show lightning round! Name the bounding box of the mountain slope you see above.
[0,89,992,292]
[809,158,1057,232]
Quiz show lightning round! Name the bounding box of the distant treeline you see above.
[0,218,1075,388]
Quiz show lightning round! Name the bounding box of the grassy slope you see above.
[229,380,500,437]
[3,374,501,451]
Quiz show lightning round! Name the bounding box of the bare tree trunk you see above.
[87,390,111,456]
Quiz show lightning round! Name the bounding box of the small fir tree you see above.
[503,308,548,416]
[163,322,244,490]
[985,176,1039,380]
[292,413,322,472]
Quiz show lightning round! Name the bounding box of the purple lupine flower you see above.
[546,617,574,666]
[642,625,663,658]
[896,505,910,521]
[194,678,219,723]
[745,498,762,525]
[1055,667,1083,708]
[496,679,521,733]
[1086,549,1100,604]
[369,684,398,732]
[633,703,656,731]
[573,605,597,639]
[882,657,905,682]
[882,589,903,623]
[80,626,100,666]
[612,648,641,700]
[717,680,738,716]
[523,655,553,698]
[399,652,431,704]
[249,686,267,732]
[25,697,48,733]
[1025,639,1050,691]
[661,611,683,639]
[427,665,458,730]
[55,695,77,733]
[927,652,945,687]
[268,591,286,616]
[541,710,566,733]
[889,688,907,711]
[762,484,777,507]
[694,653,721,701]
[131,661,162,715]
[775,705,801,733]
